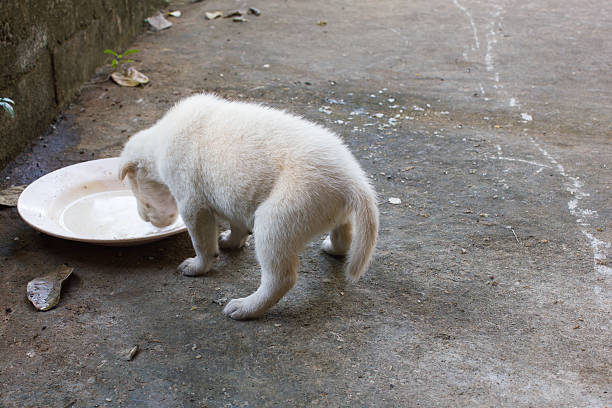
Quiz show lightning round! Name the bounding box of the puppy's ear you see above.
[119,161,137,181]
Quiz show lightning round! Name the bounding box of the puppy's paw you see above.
[177,257,210,277]
[223,297,265,320]
[321,236,347,257]
[218,229,247,250]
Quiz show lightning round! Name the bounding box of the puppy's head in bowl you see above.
[119,162,178,228]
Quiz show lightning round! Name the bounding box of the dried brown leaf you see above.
[0,185,27,207]
[111,68,150,87]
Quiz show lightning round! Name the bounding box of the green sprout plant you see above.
[0,98,15,118]
[104,49,139,71]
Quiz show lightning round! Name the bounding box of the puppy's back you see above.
[157,94,371,201]
[161,94,355,168]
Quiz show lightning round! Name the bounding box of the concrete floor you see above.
[1,0,611,406]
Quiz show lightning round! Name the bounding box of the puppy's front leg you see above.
[178,208,219,276]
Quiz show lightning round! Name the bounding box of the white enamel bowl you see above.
[17,158,186,245]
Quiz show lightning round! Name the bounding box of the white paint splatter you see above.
[485,26,498,72]
[452,0,480,50]
[495,145,552,169]
[318,106,332,115]
[479,83,486,96]
[583,231,611,276]
[531,137,611,276]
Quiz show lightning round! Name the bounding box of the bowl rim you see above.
[17,157,187,245]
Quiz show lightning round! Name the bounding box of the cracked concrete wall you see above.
[0,0,164,169]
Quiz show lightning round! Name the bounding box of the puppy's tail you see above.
[346,184,379,282]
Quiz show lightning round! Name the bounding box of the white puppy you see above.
[119,94,378,319]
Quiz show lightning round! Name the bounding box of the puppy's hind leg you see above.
[178,208,219,276]
[321,220,352,257]
[219,223,249,250]
[224,204,299,320]
[223,246,298,320]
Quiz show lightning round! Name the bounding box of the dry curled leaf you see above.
[26,265,74,311]
[111,68,150,87]
[147,13,173,31]
[122,345,139,361]
[224,10,244,18]
[205,11,223,20]
[0,185,27,207]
